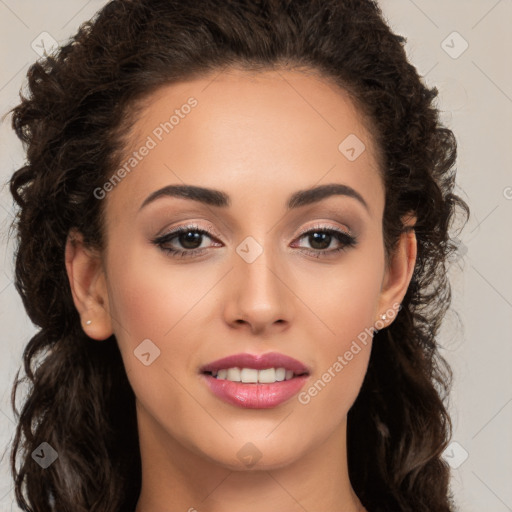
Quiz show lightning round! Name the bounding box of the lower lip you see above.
[201,373,309,409]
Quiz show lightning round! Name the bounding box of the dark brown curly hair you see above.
[6,0,469,511]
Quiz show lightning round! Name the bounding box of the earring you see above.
[380,314,387,321]
[85,320,92,325]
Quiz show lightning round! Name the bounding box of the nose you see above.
[223,247,293,336]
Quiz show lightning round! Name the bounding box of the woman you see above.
[7,0,469,511]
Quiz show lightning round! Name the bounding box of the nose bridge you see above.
[235,236,281,302]
[227,233,291,328]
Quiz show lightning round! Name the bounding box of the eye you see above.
[291,225,357,258]
[151,223,358,259]
[152,224,221,259]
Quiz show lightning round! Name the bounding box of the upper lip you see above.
[200,352,310,375]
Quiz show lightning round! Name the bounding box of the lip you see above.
[201,373,309,409]
[199,352,311,409]
[199,352,310,374]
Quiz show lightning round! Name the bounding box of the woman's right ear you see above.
[64,229,113,340]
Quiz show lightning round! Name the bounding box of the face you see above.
[70,68,411,472]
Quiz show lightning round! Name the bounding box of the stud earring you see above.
[85,320,92,325]
[380,314,387,321]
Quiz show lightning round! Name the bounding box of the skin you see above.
[65,68,417,512]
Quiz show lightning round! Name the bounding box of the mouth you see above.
[199,352,311,409]
[199,352,310,384]
[202,367,309,383]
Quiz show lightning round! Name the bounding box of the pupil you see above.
[180,231,202,249]
[310,232,330,250]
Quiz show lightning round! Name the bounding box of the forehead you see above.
[105,68,384,219]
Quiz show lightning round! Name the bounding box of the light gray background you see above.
[0,1,511,510]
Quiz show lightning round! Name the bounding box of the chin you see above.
[200,441,306,472]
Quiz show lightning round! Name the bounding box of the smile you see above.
[205,367,305,383]
[199,352,311,408]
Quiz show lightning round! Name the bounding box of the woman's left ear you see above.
[64,229,114,340]
[376,213,417,325]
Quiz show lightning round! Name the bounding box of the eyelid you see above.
[156,221,353,243]
[294,222,353,239]
[156,221,223,241]
[153,219,356,241]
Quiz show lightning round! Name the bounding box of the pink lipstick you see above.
[199,352,310,409]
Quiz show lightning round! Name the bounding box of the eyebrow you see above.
[139,183,369,212]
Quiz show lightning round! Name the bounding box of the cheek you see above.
[294,243,384,342]
[295,247,383,413]
[295,286,378,437]
[106,248,219,340]
[104,254,214,427]
[104,247,224,394]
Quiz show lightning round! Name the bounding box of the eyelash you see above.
[152,223,358,259]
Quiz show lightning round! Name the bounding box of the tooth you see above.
[241,368,259,383]
[275,367,286,381]
[212,367,301,383]
[258,368,276,383]
[227,367,241,382]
